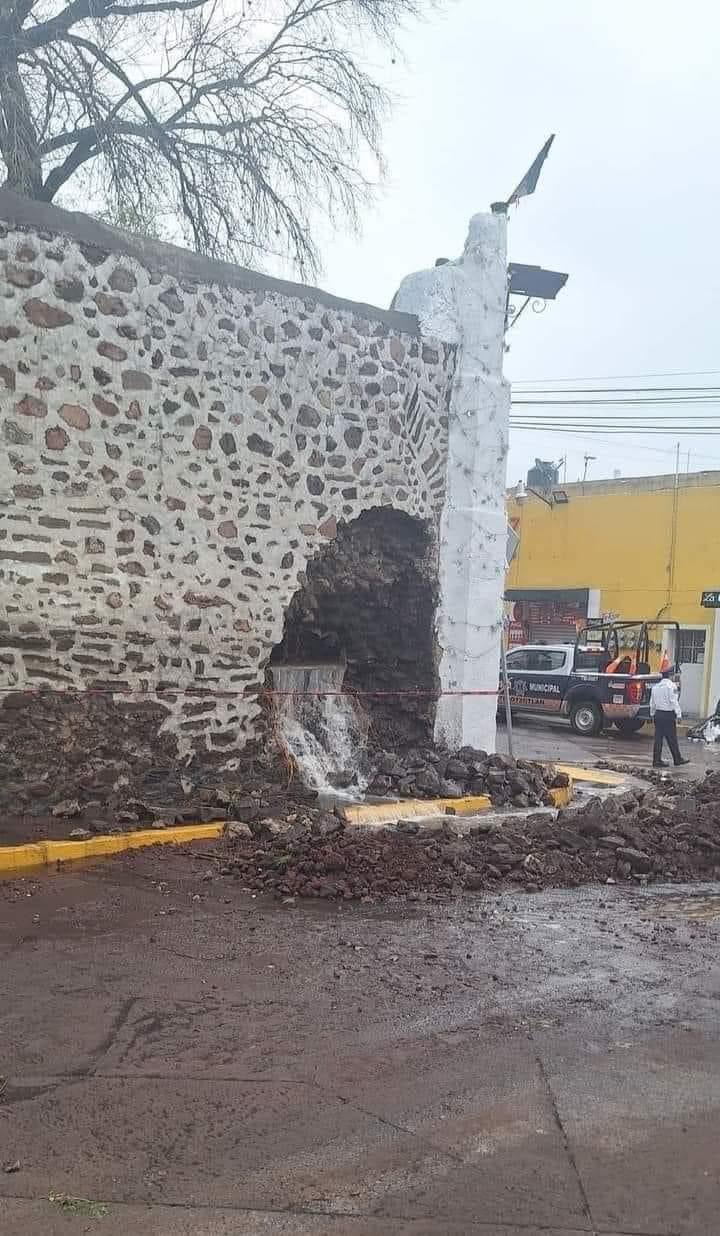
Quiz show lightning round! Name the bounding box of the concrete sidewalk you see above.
[1,847,719,1235]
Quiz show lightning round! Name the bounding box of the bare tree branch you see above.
[17,0,116,52]
[0,0,432,272]
[106,0,207,15]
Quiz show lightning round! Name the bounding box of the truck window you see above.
[527,650,567,671]
[574,648,609,671]
[506,650,530,670]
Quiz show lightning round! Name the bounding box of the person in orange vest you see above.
[606,654,635,674]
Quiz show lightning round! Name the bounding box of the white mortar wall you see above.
[393,212,510,752]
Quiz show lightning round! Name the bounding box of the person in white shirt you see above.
[649,669,690,768]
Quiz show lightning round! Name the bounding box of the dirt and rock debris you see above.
[5,702,720,908]
[0,688,318,844]
[365,746,568,805]
[0,715,564,842]
[207,764,720,902]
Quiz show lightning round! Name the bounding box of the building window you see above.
[677,629,706,665]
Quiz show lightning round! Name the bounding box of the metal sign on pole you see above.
[701,590,720,608]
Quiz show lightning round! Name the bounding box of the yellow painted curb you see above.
[548,784,573,808]
[0,822,225,877]
[0,780,578,879]
[341,795,492,828]
[553,763,626,787]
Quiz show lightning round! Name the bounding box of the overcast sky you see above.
[314,0,720,486]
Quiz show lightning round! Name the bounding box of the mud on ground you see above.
[1,845,720,1236]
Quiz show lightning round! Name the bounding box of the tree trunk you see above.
[0,32,42,195]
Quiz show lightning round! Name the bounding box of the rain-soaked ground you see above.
[2,839,720,1236]
[497,711,717,778]
[2,720,720,1235]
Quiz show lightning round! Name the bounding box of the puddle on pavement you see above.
[643,892,720,922]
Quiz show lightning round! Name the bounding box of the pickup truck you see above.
[500,641,656,736]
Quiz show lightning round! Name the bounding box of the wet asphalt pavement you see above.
[496,713,711,778]
[1,722,720,1235]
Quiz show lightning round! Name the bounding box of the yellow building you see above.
[505,469,720,717]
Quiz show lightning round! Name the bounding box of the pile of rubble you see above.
[214,769,720,900]
[366,748,568,807]
[42,778,319,841]
[1,721,564,840]
[0,684,308,840]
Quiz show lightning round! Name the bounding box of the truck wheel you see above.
[570,700,603,736]
[614,718,645,735]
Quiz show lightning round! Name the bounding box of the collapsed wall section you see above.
[0,194,454,797]
[273,507,439,747]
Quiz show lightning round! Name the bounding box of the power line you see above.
[514,423,720,431]
[510,414,720,423]
[513,397,720,406]
[510,424,720,434]
[508,425,720,465]
[511,414,720,422]
[517,386,720,394]
[510,418,720,427]
[512,368,720,385]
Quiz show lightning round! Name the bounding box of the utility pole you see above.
[582,454,595,483]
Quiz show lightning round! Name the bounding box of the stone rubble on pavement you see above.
[365,745,568,806]
[210,762,720,901]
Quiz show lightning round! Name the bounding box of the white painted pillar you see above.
[708,609,720,715]
[393,211,510,752]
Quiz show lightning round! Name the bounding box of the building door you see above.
[676,628,706,717]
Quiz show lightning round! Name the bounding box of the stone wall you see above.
[0,193,454,773]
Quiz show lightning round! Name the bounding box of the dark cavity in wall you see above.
[271,507,440,747]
